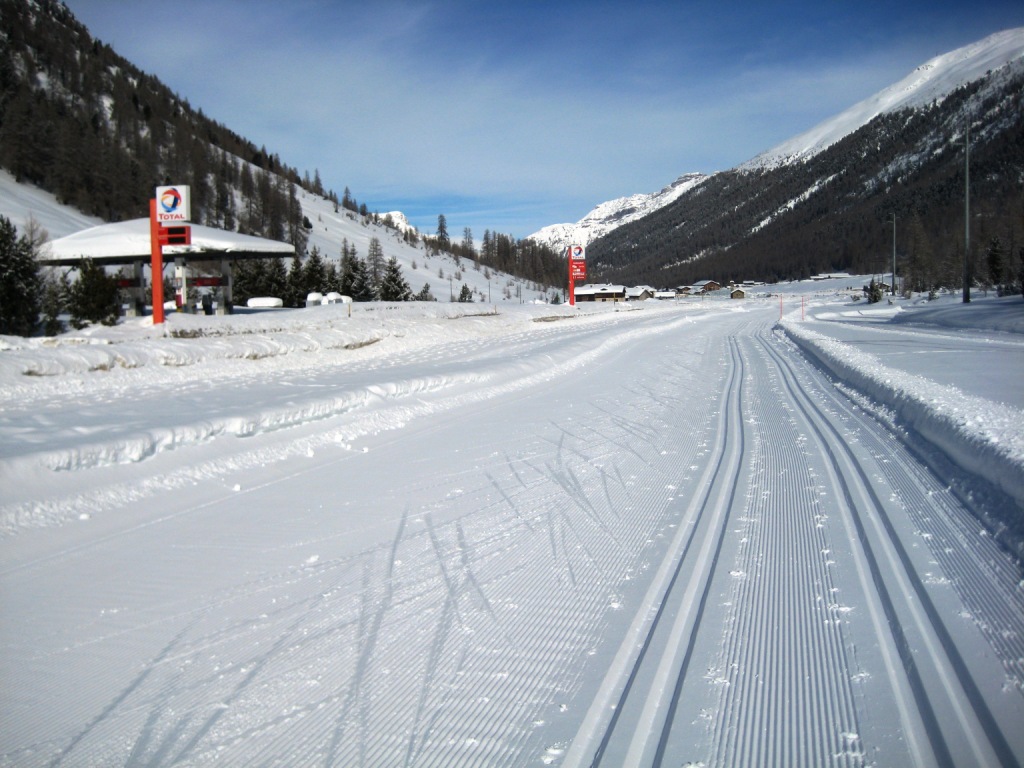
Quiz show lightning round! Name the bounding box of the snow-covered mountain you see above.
[587,27,1024,287]
[743,27,1024,170]
[532,28,1024,260]
[529,172,706,253]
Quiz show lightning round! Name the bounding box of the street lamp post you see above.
[889,213,897,297]
[964,113,971,303]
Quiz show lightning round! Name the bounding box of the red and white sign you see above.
[570,260,587,280]
[569,244,586,261]
[155,185,191,224]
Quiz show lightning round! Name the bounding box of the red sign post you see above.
[149,199,165,325]
[149,187,191,325]
[568,244,586,306]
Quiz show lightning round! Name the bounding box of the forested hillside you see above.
[0,0,321,247]
[0,0,565,289]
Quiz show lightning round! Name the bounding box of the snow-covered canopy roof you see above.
[41,218,295,266]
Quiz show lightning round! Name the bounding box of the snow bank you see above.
[780,319,1024,508]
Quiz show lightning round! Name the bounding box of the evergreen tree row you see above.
[420,217,565,290]
[231,237,417,307]
[0,214,124,335]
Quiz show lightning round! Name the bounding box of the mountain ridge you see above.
[743,26,1024,171]
[531,28,1024,269]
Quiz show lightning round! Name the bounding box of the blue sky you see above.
[64,1,1024,240]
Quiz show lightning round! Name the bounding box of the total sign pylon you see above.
[568,244,586,306]
[150,185,191,324]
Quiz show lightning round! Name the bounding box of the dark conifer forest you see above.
[0,0,566,289]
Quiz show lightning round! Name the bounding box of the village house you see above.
[574,284,626,302]
[692,279,722,294]
[626,286,656,301]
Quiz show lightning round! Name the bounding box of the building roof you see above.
[41,218,296,266]
[574,283,626,295]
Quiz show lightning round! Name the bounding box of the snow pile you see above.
[0,301,679,512]
[781,307,1024,507]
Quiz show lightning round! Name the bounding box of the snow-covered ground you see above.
[1,280,1022,766]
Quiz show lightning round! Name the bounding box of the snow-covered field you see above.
[2,279,1022,766]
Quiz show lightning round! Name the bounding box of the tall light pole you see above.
[889,213,897,296]
[963,113,971,303]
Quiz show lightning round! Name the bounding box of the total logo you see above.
[160,187,182,214]
[155,185,190,222]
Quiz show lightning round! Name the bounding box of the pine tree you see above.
[415,282,435,301]
[865,278,883,304]
[286,182,308,253]
[379,257,412,301]
[67,259,119,328]
[366,237,385,298]
[231,258,258,305]
[987,236,1007,291]
[339,243,358,296]
[436,214,450,250]
[40,268,68,336]
[285,254,305,307]
[458,283,473,303]
[0,216,42,336]
[348,256,374,301]
[325,261,340,293]
[304,245,327,294]
[265,257,288,298]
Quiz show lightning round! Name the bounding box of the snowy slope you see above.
[0,170,553,305]
[298,188,551,303]
[742,27,1024,170]
[0,169,104,239]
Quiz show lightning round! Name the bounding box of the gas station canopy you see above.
[42,218,295,266]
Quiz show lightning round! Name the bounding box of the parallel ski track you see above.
[566,314,1023,768]
[699,331,863,767]
[4,312,734,767]
[565,330,748,767]
[758,325,1020,768]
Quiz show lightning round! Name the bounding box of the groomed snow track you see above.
[2,304,1022,767]
[566,318,1024,768]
